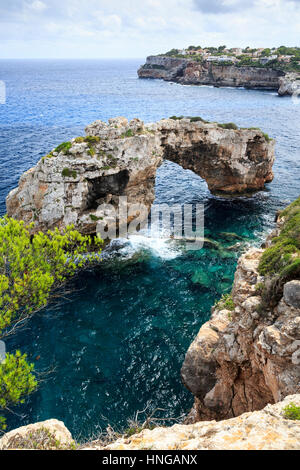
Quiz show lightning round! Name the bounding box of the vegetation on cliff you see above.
[0,217,102,430]
[159,45,300,72]
[258,196,300,306]
[283,402,300,421]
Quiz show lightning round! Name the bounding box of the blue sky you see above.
[0,0,299,58]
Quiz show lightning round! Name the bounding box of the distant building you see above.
[206,55,236,63]
[279,55,291,62]
[260,55,278,65]
[230,48,242,55]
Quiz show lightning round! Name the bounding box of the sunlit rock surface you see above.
[88,395,300,450]
[6,117,274,234]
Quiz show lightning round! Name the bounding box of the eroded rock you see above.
[0,419,74,450]
[181,230,300,422]
[6,117,275,234]
[138,56,286,91]
[91,395,300,450]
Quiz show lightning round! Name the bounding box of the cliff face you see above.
[138,56,287,92]
[6,117,274,234]
[181,208,300,422]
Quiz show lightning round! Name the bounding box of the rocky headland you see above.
[138,56,300,96]
[6,116,274,235]
[182,198,300,422]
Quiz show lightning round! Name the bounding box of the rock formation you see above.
[1,396,299,450]
[138,56,300,95]
[278,72,300,96]
[0,419,74,450]
[181,207,300,423]
[6,117,274,235]
[96,395,300,450]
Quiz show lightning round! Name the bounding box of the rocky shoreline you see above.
[181,199,300,424]
[138,56,300,96]
[1,197,299,450]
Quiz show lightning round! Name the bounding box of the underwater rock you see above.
[191,271,211,288]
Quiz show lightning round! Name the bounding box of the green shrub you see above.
[218,122,239,130]
[262,132,272,142]
[169,116,184,120]
[61,168,77,178]
[74,137,85,144]
[258,197,300,305]
[42,152,55,163]
[88,147,95,157]
[55,142,72,154]
[0,217,103,428]
[283,403,300,420]
[89,214,103,221]
[215,293,235,311]
[0,351,37,430]
[121,129,134,138]
[189,116,209,123]
[255,282,264,294]
[85,136,100,144]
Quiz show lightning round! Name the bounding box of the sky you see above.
[0,0,299,59]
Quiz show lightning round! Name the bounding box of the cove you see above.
[1,59,299,441]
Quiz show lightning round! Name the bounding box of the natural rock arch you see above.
[6,117,275,235]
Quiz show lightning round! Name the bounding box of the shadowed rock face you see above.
[6,117,275,234]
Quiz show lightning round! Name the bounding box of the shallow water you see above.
[0,59,299,439]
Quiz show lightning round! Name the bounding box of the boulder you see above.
[283,280,300,309]
[0,419,74,450]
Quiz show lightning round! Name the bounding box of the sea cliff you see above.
[182,198,300,422]
[138,56,300,95]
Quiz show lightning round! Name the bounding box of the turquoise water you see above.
[1,59,299,440]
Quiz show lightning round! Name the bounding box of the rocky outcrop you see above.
[6,117,274,235]
[138,56,286,91]
[0,419,74,450]
[86,395,300,450]
[2,396,299,450]
[181,218,300,422]
[278,72,300,96]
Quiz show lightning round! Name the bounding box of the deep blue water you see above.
[0,59,299,440]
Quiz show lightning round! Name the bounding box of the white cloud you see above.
[28,0,47,12]
[0,0,299,58]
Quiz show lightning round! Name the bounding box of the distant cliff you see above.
[138,56,300,95]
